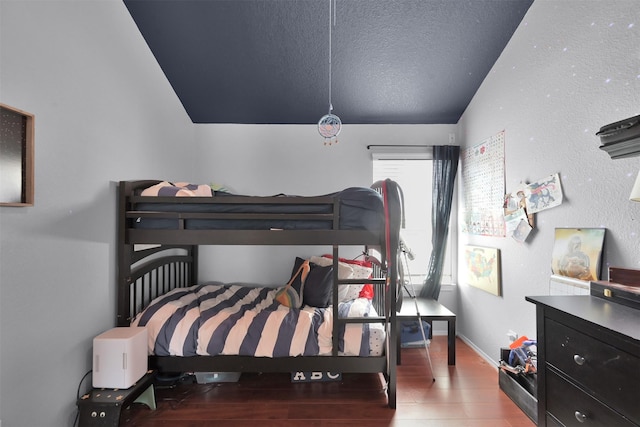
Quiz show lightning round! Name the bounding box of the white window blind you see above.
[373,158,453,286]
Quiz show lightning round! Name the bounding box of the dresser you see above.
[526,295,640,426]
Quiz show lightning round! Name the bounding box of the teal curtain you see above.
[419,145,460,300]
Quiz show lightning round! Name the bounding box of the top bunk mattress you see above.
[129,182,385,232]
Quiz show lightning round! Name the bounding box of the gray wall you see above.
[457,0,640,361]
[191,124,457,284]
[191,124,459,335]
[1,0,639,426]
[0,1,194,426]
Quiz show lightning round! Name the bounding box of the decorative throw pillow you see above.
[309,256,352,278]
[322,255,374,301]
[349,260,375,300]
[302,262,334,308]
[275,258,310,308]
[310,256,354,303]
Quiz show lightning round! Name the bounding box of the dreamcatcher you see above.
[318,0,342,145]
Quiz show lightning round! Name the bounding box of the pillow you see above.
[310,256,352,278]
[322,255,374,301]
[209,182,233,193]
[275,258,310,308]
[349,260,375,300]
[302,262,334,308]
[310,256,354,302]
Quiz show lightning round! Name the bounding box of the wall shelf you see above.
[597,114,640,159]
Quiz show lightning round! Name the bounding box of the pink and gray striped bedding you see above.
[132,282,385,358]
[140,181,213,197]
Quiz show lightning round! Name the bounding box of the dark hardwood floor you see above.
[120,336,535,426]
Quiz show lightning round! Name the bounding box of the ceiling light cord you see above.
[318,0,342,145]
[328,0,335,114]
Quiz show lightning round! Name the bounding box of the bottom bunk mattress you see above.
[132,282,385,358]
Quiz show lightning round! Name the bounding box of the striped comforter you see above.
[132,282,385,358]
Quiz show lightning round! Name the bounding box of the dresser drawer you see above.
[545,318,640,424]
[546,370,636,427]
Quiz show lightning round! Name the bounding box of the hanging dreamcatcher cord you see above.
[318,0,342,144]
[328,0,334,114]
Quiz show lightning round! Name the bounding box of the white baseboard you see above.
[456,333,500,368]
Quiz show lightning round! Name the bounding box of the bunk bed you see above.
[117,179,403,408]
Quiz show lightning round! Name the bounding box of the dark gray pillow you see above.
[297,259,334,308]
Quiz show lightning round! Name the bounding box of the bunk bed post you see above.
[331,197,340,357]
[117,181,132,327]
[383,178,402,409]
[388,252,398,408]
[331,245,339,357]
[191,245,199,285]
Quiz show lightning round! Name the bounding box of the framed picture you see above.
[551,228,606,281]
[464,245,501,296]
[0,103,34,206]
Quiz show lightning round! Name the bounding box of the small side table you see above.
[397,298,456,365]
[77,371,156,427]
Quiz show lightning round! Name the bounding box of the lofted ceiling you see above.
[124,0,533,125]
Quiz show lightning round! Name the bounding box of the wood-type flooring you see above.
[119,336,535,426]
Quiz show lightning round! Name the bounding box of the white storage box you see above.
[93,327,148,389]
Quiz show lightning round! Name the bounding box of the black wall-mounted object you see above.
[597,114,640,159]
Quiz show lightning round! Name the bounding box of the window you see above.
[373,157,454,288]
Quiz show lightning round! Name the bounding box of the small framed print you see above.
[464,245,501,296]
[551,228,606,281]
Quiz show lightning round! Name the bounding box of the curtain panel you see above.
[420,145,460,300]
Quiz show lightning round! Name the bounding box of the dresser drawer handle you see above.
[573,354,585,365]
[575,410,587,423]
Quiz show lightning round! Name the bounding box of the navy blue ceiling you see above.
[124,0,533,124]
